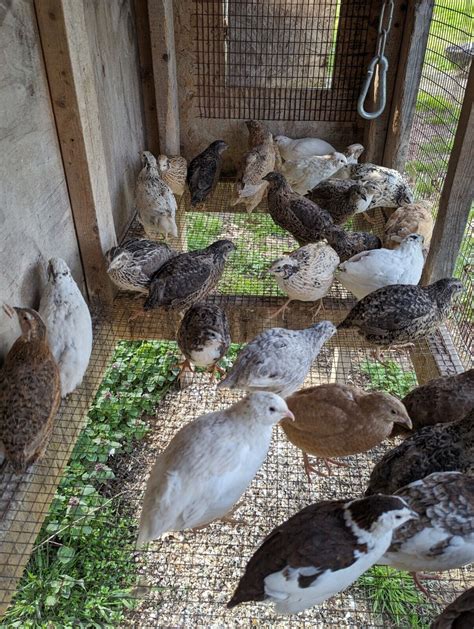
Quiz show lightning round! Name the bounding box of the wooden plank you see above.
[34,0,117,307]
[82,0,147,241]
[134,0,160,155]
[422,63,474,283]
[383,0,435,171]
[409,339,442,385]
[149,0,180,155]
[0,325,117,615]
[363,0,407,165]
[409,321,467,386]
[0,0,84,360]
[112,293,374,347]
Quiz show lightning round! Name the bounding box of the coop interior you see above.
[0,0,473,627]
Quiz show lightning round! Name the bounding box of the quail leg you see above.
[221,501,247,526]
[128,307,148,323]
[370,347,384,362]
[303,452,325,481]
[362,211,377,225]
[410,572,441,598]
[310,299,324,319]
[265,298,292,322]
[208,363,226,383]
[391,342,416,354]
[176,358,194,386]
[321,457,349,473]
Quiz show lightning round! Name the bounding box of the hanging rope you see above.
[357,0,394,120]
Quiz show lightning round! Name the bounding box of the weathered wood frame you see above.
[1,0,472,617]
[34,0,118,307]
[422,62,474,283]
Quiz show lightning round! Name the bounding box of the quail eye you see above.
[390,409,397,414]
[269,406,276,412]
[395,515,402,519]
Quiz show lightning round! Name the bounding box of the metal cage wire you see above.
[1,0,473,626]
[193,0,374,121]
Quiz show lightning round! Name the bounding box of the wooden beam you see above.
[422,63,474,283]
[34,0,117,308]
[148,0,180,155]
[112,293,376,347]
[363,1,407,165]
[0,326,117,616]
[133,0,160,155]
[410,322,466,386]
[383,0,434,171]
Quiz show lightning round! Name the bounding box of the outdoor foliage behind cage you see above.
[407,0,473,369]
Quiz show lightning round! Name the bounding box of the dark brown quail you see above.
[392,369,474,437]
[144,240,236,312]
[308,180,375,224]
[365,409,474,496]
[263,171,334,246]
[0,307,61,474]
[105,238,177,294]
[227,495,415,614]
[177,303,231,381]
[431,586,474,629]
[187,140,229,206]
[337,278,463,346]
[324,223,381,262]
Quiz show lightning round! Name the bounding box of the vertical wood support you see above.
[383,0,434,171]
[363,1,407,165]
[148,0,180,155]
[134,0,160,155]
[148,0,186,249]
[34,0,116,307]
[422,63,474,283]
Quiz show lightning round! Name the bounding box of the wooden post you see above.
[34,0,116,307]
[363,0,407,165]
[383,0,434,171]
[148,0,180,155]
[133,0,160,155]
[422,63,474,283]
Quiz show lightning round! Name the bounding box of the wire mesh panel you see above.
[193,0,375,120]
[406,0,473,370]
[1,2,473,626]
[2,194,471,626]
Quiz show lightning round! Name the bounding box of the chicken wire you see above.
[1,187,471,626]
[406,0,473,369]
[193,0,374,120]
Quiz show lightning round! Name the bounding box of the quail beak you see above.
[409,510,419,520]
[281,410,295,423]
[397,414,413,430]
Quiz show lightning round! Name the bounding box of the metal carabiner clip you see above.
[357,54,389,120]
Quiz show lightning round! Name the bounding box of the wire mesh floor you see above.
[1,184,472,625]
